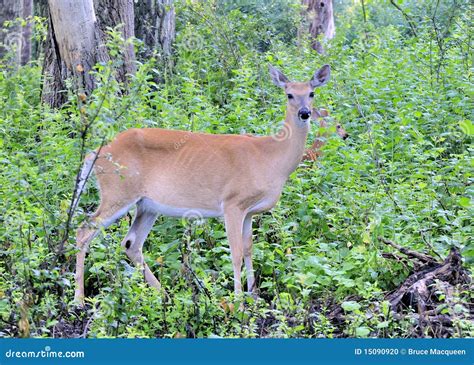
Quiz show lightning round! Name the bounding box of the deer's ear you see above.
[310,64,331,88]
[318,108,329,117]
[312,108,322,118]
[269,65,289,88]
[311,108,329,120]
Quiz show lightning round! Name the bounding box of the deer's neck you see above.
[269,112,310,178]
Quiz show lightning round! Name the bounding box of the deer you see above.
[302,108,348,162]
[73,64,331,305]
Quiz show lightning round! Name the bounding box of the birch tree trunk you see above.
[42,0,136,108]
[0,0,33,66]
[135,0,175,67]
[41,0,109,107]
[302,0,335,54]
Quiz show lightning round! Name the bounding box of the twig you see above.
[381,252,409,270]
[23,181,56,218]
[58,139,105,257]
[187,5,241,67]
[185,260,212,300]
[58,68,114,257]
[389,0,418,37]
[419,229,443,261]
[81,303,99,338]
[378,236,437,264]
[353,89,403,213]
[180,231,212,300]
[360,0,367,23]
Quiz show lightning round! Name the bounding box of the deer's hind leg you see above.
[74,199,135,305]
[121,199,161,290]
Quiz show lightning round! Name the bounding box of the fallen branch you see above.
[385,248,470,310]
[373,240,471,337]
[378,236,436,264]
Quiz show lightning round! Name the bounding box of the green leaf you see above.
[355,327,371,337]
[459,197,471,208]
[341,301,361,312]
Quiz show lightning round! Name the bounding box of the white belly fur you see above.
[140,197,223,218]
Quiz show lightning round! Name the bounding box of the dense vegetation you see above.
[0,0,472,338]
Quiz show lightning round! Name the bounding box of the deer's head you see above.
[269,64,331,125]
[313,108,349,140]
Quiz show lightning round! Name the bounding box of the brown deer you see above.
[73,64,331,305]
[301,108,348,162]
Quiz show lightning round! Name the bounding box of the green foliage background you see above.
[0,0,472,338]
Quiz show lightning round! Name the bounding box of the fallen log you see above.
[384,248,469,310]
[378,237,472,337]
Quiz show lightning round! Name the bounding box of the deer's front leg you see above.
[224,208,246,294]
[74,223,98,305]
[243,213,255,293]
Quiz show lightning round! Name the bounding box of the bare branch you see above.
[378,236,437,264]
[389,0,418,37]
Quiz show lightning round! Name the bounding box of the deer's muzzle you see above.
[298,108,311,121]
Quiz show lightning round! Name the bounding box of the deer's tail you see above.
[72,151,97,212]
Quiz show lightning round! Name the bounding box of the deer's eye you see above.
[309,92,315,98]
[336,125,341,129]
[287,94,294,99]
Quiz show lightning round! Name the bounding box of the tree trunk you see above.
[42,0,136,108]
[41,0,109,107]
[94,0,136,83]
[0,0,33,66]
[135,0,175,67]
[302,0,335,54]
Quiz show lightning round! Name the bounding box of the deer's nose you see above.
[343,133,349,140]
[298,108,311,120]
